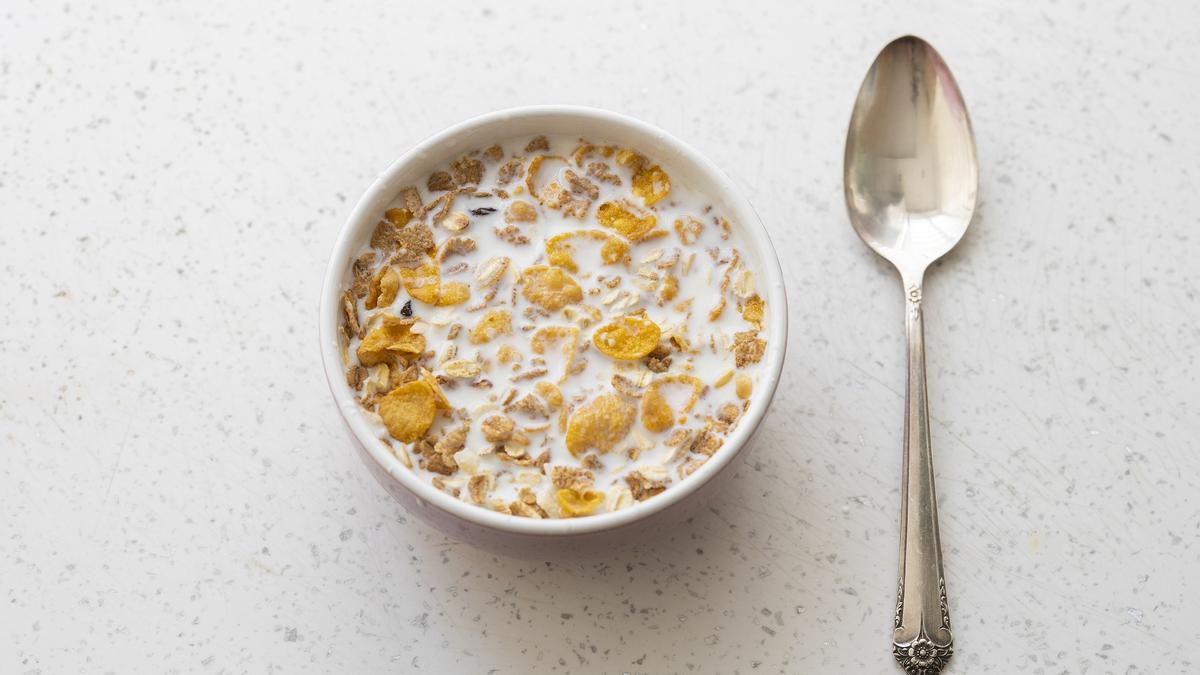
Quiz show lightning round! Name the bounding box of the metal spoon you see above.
[843,35,978,674]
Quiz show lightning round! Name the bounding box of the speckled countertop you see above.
[2,1,1198,673]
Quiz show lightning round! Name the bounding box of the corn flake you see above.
[357,316,425,366]
[673,216,703,246]
[534,381,563,408]
[596,201,657,242]
[640,374,704,432]
[384,208,413,227]
[592,315,662,360]
[377,380,437,443]
[531,325,581,382]
[742,294,765,328]
[399,262,441,304]
[545,230,632,273]
[505,200,538,224]
[520,265,582,312]
[565,394,635,456]
[497,344,521,364]
[614,149,645,169]
[399,263,471,306]
[631,164,670,205]
[365,266,401,309]
[641,386,673,432]
[571,142,615,167]
[525,154,567,200]
[735,374,753,400]
[421,369,452,410]
[555,488,604,517]
[469,308,512,344]
[658,274,679,304]
[435,281,470,306]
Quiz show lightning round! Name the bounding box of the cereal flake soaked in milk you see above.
[338,134,768,518]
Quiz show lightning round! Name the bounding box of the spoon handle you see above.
[892,280,954,674]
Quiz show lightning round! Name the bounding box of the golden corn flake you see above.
[718,217,732,239]
[365,265,401,309]
[659,375,704,412]
[520,265,582,312]
[614,148,645,169]
[469,308,512,344]
[555,488,604,517]
[399,263,470,306]
[377,380,437,443]
[496,344,521,364]
[565,394,635,456]
[658,274,679,304]
[545,230,631,273]
[530,325,580,353]
[399,263,441,304]
[735,374,753,400]
[641,374,704,432]
[631,164,670,205]
[596,201,657,242]
[668,333,691,353]
[420,369,452,410]
[384,208,413,227]
[505,199,538,224]
[534,381,563,408]
[592,315,662,360]
[531,325,580,382]
[640,386,673,432]
[741,294,765,328]
[524,154,567,200]
[571,142,614,167]
[674,216,703,246]
[708,296,726,322]
[357,316,425,366]
[435,281,470,306]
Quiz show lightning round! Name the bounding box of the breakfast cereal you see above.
[339,135,768,518]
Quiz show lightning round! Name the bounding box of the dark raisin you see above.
[470,206,497,216]
[400,300,413,317]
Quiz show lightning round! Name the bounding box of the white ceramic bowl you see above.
[319,106,787,557]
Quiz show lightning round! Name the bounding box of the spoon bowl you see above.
[845,36,978,278]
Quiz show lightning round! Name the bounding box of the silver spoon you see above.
[844,35,978,674]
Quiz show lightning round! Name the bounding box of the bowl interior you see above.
[320,106,787,536]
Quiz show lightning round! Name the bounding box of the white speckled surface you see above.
[2,1,1198,673]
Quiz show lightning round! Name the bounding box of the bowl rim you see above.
[319,104,787,537]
